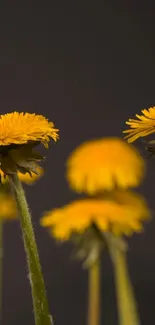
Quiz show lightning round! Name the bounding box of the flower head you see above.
[41,191,150,240]
[0,112,59,177]
[0,190,17,221]
[0,112,58,147]
[66,137,145,194]
[123,107,155,143]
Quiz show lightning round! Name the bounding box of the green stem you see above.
[110,241,140,325]
[0,218,3,321]
[88,258,100,325]
[9,174,51,325]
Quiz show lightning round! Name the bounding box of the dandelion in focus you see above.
[123,106,155,143]
[0,111,58,146]
[0,111,59,325]
[0,112,58,178]
[66,137,145,194]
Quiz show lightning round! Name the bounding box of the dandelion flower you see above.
[0,191,17,220]
[0,112,59,177]
[123,106,155,143]
[0,112,55,323]
[41,191,150,240]
[0,112,58,146]
[66,137,145,194]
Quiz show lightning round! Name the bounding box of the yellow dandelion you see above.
[0,112,59,146]
[66,137,145,194]
[123,106,155,143]
[41,191,150,240]
[0,112,55,322]
[0,191,17,220]
[0,112,59,177]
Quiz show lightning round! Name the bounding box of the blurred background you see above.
[0,1,155,324]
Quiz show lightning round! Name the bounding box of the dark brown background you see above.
[1,1,155,324]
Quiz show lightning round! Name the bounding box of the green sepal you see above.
[0,147,44,180]
[8,146,44,175]
[70,224,127,269]
[16,161,40,175]
[142,140,155,157]
[0,155,17,174]
[104,232,127,253]
[71,223,106,268]
[145,140,155,145]
[9,146,44,163]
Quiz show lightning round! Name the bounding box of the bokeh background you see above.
[1,2,155,324]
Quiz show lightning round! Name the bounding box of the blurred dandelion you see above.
[41,136,150,325]
[0,186,17,319]
[0,112,59,325]
[66,137,145,194]
[0,189,17,221]
[41,191,150,240]
[41,190,150,325]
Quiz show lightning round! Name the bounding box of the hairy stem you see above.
[9,174,51,325]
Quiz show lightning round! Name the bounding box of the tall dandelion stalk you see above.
[88,258,100,325]
[109,240,140,325]
[0,112,59,325]
[0,168,44,322]
[9,174,50,325]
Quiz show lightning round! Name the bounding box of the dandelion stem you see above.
[9,174,51,325]
[88,258,100,325]
[0,218,3,321]
[110,242,140,325]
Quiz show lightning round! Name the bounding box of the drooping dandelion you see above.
[0,111,59,325]
[66,137,145,194]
